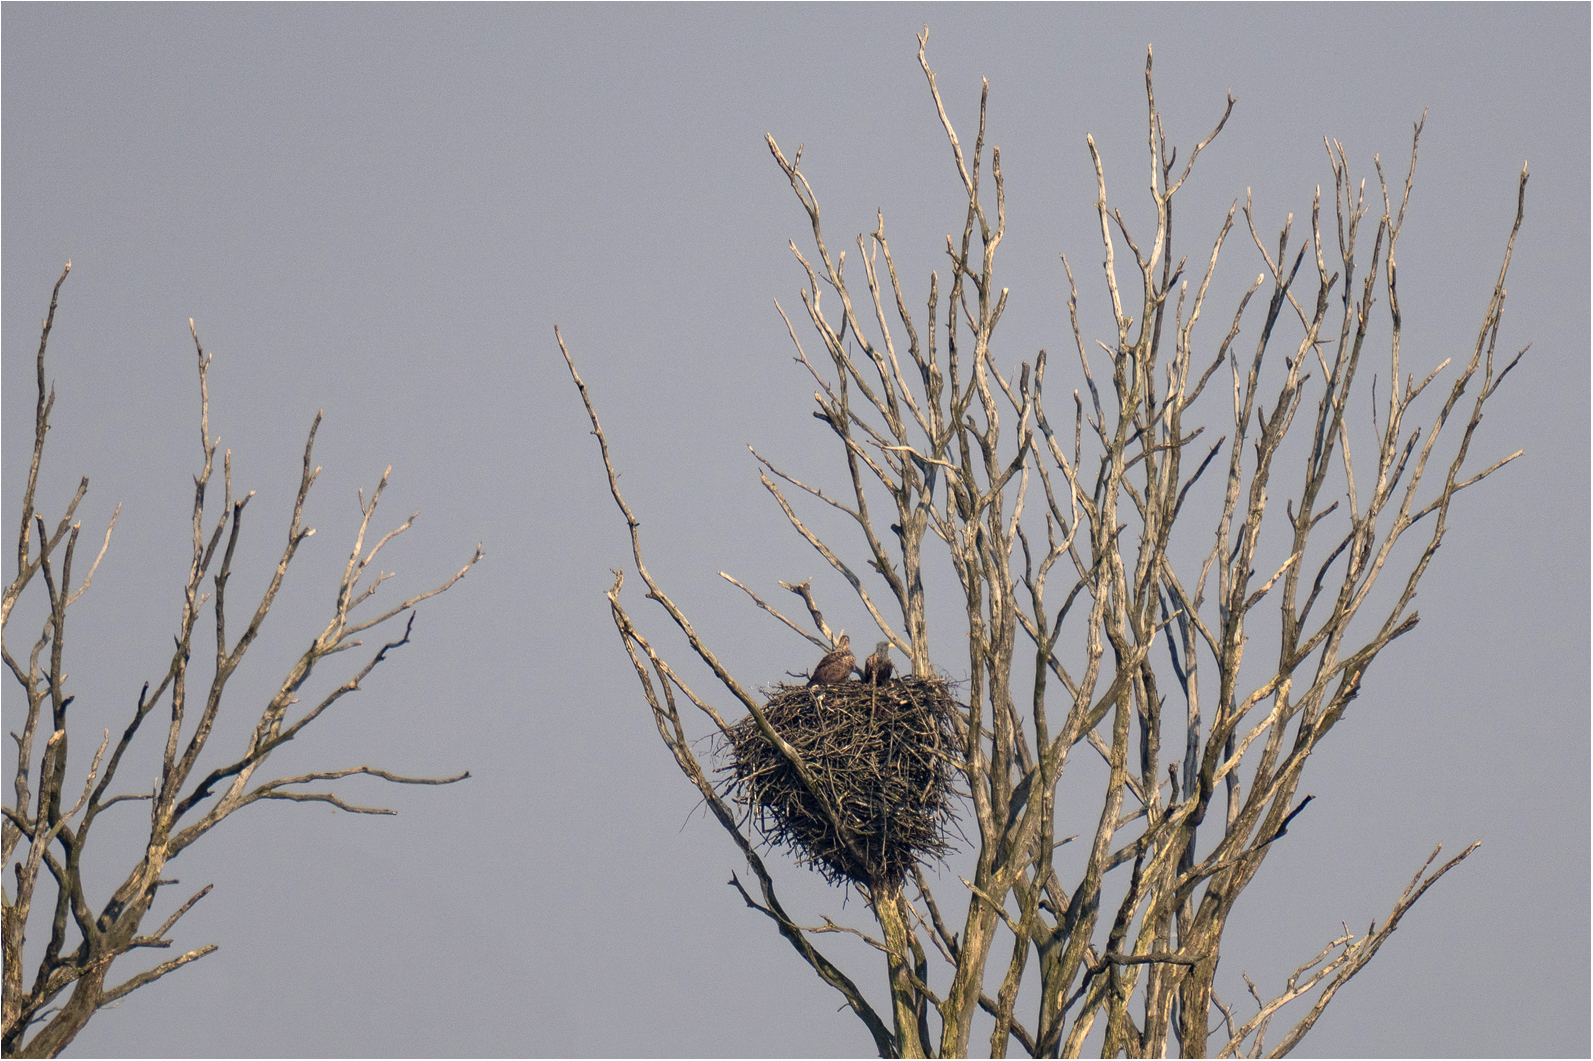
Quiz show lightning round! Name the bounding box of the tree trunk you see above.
[875,882,926,1058]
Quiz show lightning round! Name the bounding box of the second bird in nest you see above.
[861,641,893,685]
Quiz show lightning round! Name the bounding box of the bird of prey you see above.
[807,632,854,686]
[861,641,894,685]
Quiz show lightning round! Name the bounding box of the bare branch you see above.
[720,572,830,649]
[98,946,219,1008]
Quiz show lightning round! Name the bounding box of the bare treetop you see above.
[2,269,482,1058]
[566,32,1525,1060]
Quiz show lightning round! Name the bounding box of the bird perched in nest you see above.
[807,632,854,686]
[861,641,894,685]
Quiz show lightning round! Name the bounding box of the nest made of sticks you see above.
[719,675,961,890]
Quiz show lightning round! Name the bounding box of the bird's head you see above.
[875,641,891,657]
[836,632,849,650]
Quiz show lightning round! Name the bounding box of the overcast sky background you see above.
[3,5,1587,1058]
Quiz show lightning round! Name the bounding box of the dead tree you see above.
[564,31,1526,1059]
[1,266,483,1058]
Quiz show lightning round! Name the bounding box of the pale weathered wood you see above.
[568,30,1524,1059]
[2,275,481,1057]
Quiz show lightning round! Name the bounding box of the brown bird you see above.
[861,641,894,686]
[807,632,854,686]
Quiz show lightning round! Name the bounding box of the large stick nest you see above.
[720,676,961,890]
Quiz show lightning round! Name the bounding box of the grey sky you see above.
[3,4,1587,1057]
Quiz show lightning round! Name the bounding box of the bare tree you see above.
[1,266,483,1058]
[563,32,1527,1059]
